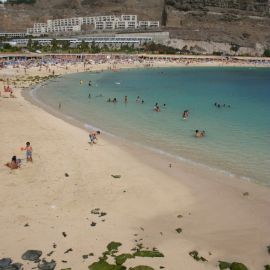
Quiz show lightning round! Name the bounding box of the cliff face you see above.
[165,0,269,16]
[0,0,164,31]
[0,0,270,48]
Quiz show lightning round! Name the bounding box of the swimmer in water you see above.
[195,130,205,138]
[182,110,189,119]
[136,96,141,103]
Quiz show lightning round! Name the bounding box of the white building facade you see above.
[27,14,159,35]
[9,36,153,48]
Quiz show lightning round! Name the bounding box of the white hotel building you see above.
[9,36,153,48]
[27,15,159,35]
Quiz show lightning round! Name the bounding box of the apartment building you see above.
[27,25,81,35]
[26,14,159,35]
[9,35,153,48]
[0,32,27,38]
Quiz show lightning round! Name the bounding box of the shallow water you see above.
[35,67,270,184]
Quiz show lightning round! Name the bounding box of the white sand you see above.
[0,60,270,270]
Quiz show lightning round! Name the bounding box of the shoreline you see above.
[24,79,258,186]
[1,59,270,270]
[25,66,270,186]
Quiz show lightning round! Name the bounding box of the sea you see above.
[33,67,270,184]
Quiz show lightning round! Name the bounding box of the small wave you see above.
[128,140,254,181]
[84,123,100,132]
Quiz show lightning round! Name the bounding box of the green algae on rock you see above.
[107,242,122,254]
[218,261,231,269]
[115,254,135,265]
[89,242,164,270]
[133,250,164,258]
[189,250,207,262]
[218,261,249,270]
[230,262,249,270]
[129,266,155,270]
[89,260,126,270]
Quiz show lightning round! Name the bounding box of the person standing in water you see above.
[182,110,189,119]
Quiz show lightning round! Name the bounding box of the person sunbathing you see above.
[5,156,21,169]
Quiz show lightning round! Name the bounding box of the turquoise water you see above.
[35,67,270,184]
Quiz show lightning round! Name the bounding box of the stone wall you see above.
[163,38,265,56]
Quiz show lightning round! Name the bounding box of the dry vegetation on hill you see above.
[0,0,270,48]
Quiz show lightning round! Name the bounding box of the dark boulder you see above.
[21,250,42,261]
[0,258,12,268]
[38,259,56,270]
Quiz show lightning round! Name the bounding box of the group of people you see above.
[214,102,231,108]
[107,98,118,103]
[136,96,144,104]
[153,103,166,112]
[5,142,33,170]
[1,85,15,98]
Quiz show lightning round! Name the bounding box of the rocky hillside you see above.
[0,0,270,48]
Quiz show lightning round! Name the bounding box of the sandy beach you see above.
[1,57,270,270]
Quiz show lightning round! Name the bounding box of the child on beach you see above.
[5,156,21,169]
[89,131,101,145]
[21,142,33,162]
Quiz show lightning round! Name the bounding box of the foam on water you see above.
[33,67,270,184]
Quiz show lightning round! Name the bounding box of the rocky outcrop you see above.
[165,0,270,16]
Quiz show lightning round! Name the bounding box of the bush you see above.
[263,49,270,57]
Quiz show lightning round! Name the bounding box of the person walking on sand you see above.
[21,142,33,162]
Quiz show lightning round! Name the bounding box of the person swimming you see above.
[182,110,189,119]
[136,96,141,103]
[195,130,205,138]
